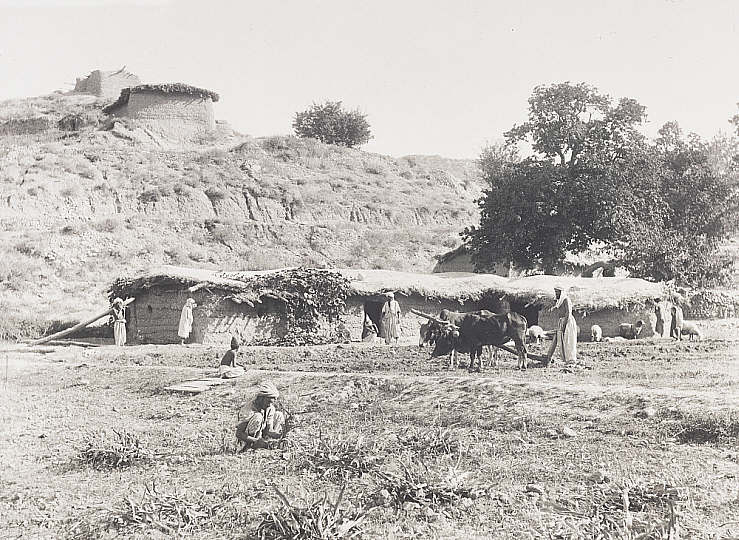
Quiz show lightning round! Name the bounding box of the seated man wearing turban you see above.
[235,382,285,451]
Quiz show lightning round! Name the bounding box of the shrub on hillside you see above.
[92,217,121,233]
[139,189,161,203]
[293,101,372,148]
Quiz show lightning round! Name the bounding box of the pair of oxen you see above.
[415,308,546,371]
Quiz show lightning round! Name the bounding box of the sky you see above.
[0,0,736,158]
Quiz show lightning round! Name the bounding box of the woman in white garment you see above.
[546,286,577,365]
[178,298,197,345]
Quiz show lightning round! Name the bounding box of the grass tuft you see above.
[108,483,227,534]
[297,433,382,479]
[252,484,366,540]
[374,461,488,509]
[77,429,147,469]
[398,426,463,455]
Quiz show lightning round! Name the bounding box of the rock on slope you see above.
[0,93,482,334]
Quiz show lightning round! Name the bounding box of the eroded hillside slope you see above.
[0,93,482,334]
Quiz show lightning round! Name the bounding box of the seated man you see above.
[219,336,245,379]
[235,382,285,451]
[361,315,379,342]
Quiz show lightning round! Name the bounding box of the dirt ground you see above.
[1,321,738,539]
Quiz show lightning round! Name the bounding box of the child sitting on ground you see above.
[219,336,245,379]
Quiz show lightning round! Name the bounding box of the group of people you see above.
[362,291,402,344]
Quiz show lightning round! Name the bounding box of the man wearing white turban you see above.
[380,292,401,345]
[178,298,197,345]
[235,382,286,450]
[546,286,577,365]
[111,298,127,346]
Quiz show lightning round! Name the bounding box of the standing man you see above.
[235,382,286,451]
[546,286,577,365]
[654,298,670,338]
[178,297,197,345]
[381,292,401,345]
[111,298,127,346]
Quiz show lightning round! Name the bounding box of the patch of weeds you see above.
[77,429,147,469]
[205,186,227,200]
[297,433,382,480]
[374,462,489,509]
[60,223,81,235]
[656,407,739,444]
[91,217,120,233]
[108,483,232,534]
[251,485,366,540]
[398,426,462,455]
[364,158,387,175]
[59,184,78,198]
[139,189,161,203]
[172,183,190,197]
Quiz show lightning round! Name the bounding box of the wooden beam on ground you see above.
[30,297,135,346]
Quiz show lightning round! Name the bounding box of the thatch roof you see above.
[109,266,665,311]
[103,83,220,113]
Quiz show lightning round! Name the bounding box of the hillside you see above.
[0,92,483,336]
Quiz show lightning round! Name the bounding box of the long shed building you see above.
[109,266,667,346]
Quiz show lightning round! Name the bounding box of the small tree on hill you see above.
[293,101,372,148]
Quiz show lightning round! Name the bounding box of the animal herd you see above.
[416,302,703,372]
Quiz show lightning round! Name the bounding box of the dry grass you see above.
[252,485,366,540]
[77,428,147,469]
[1,338,738,538]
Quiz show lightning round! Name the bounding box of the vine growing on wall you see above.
[250,268,351,346]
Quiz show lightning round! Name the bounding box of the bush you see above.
[293,101,372,148]
[91,217,121,233]
[205,186,227,200]
[139,189,161,203]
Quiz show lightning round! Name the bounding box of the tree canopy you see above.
[464,82,737,287]
[293,101,372,148]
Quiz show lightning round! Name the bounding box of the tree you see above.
[293,101,372,148]
[465,82,647,273]
[465,82,736,287]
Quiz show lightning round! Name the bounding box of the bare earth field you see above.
[1,325,738,539]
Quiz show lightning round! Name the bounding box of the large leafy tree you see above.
[465,82,736,286]
[465,82,648,273]
[293,101,372,148]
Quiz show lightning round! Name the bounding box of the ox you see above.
[426,310,529,371]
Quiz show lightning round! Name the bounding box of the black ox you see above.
[421,309,529,371]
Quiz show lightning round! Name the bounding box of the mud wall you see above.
[127,288,287,345]
[111,92,215,139]
[539,306,658,340]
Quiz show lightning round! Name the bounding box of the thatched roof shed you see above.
[111,266,664,310]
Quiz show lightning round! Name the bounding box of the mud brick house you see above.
[103,83,219,139]
[110,266,666,346]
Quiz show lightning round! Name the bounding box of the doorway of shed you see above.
[363,298,386,335]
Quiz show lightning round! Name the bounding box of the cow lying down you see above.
[423,309,529,371]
